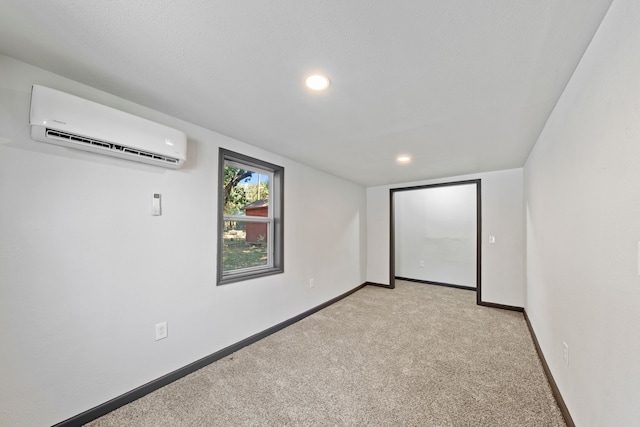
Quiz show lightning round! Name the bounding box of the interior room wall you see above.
[524,0,640,424]
[394,184,477,287]
[367,168,524,307]
[0,54,367,427]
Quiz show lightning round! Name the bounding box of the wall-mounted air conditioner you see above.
[29,85,187,169]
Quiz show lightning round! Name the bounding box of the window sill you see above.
[217,266,284,286]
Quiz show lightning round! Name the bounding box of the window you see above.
[217,148,284,285]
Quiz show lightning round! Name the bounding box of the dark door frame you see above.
[389,179,482,305]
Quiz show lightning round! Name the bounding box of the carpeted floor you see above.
[86,281,565,426]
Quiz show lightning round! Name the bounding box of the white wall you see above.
[0,54,366,427]
[395,184,477,287]
[367,168,524,307]
[524,0,640,424]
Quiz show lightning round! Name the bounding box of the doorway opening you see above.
[389,179,482,305]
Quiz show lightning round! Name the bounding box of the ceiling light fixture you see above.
[305,74,331,91]
[397,155,412,163]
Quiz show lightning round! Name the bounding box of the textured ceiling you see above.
[0,0,613,186]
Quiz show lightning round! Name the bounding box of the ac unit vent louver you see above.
[30,85,187,169]
[45,129,180,165]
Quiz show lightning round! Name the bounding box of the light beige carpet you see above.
[86,281,565,426]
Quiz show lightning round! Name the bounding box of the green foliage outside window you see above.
[223,166,270,214]
[223,166,250,214]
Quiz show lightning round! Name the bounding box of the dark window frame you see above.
[217,148,284,286]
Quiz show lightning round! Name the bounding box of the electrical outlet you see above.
[489,235,496,244]
[155,322,168,341]
[419,260,425,268]
[309,278,314,288]
[562,341,569,365]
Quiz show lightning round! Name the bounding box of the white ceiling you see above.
[0,0,613,186]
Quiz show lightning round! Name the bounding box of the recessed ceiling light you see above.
[305,74,331,91]
[397,155,412,163]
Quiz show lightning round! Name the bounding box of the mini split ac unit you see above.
[29,85,187,169]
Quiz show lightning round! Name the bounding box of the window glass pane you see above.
[222,220,269,272]
[223,164,270,217]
